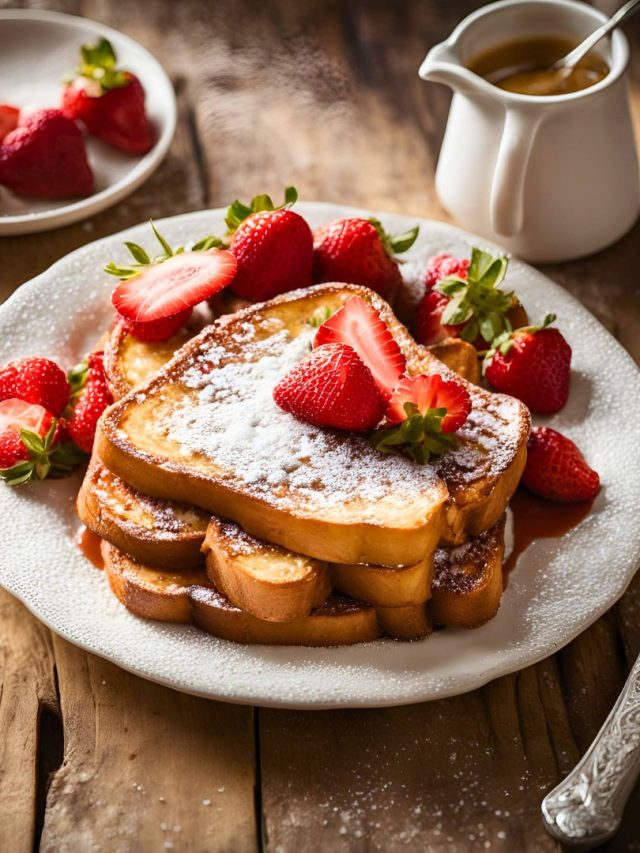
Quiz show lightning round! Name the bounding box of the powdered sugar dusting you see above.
[164,324,440,520]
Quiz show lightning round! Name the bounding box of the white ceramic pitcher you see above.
[419,0,640,262]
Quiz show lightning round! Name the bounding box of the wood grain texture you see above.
[0,590,59,852]
[0,0,639,851]
[40,636,257,853]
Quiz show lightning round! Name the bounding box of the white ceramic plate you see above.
[0,10,176,235]
[1,202,639,709]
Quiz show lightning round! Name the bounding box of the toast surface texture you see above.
[97,284,528,567]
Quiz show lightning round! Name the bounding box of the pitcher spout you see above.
[419,42,480,93]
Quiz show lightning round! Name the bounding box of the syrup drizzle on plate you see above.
[76,526,104,570]
[504,488,594,586]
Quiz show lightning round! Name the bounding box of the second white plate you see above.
[0,10,176,235]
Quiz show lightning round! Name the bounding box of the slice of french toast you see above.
[203,516,331,622]
[102,541,206,624]
[97,284,528,567]
[431,514,506,628]
[78,457,209,570]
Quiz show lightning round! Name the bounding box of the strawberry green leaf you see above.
[0,461,36,486]
[67,358,89,404]
[388,226,419,254]
[76,38,129,92]
[190,235,225,251]
[250,194,274,212]
[370,404,457,465]
[442,295,473,326]
[284,186,298,205]
[124,242,151,265]
[437,276,468,298]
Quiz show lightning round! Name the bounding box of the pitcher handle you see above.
[490,108,542,238]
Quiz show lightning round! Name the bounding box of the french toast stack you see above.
[78,284,529,646]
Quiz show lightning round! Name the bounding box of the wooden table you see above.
[1,1,639,849]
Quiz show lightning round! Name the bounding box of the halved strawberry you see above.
[0,398,52,436]
[385,374,471,432]
[371,373,471,464]
[111,249,236,323]
[273,342,385,431]
[313,296,405,399]
[0,104,19,144]
[0,398,84,486]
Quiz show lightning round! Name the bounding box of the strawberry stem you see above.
[370,403,457,465]
[225,187,298,232]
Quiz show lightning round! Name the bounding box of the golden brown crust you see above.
[102,542,206,624]
[103,320,195,401]
[77,456,208,570]
[430,514,506,628]
[189,585,383,646]
[203,517,331,622]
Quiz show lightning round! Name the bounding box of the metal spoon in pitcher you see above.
[486,0,640,90]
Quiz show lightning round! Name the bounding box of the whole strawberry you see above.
[484,315,571,414]
[0,399,84,486]
[313,217,419,301]
[225,187,313,301]
[273,342,385,431]
[62,38,152,154]
[68,351,113,453]
[0,357,70,416]
[415,247,528,347]
[522,426,600,502]
[0,109,94,199]
[425,253,470,289]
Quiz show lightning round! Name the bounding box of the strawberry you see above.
[273,342,385,432]
[0,357,70,416]
[313,296,406,399]
[0,104,19,144]
[107,222,236,323]
[61,38,152,155]
[484,315,571,414]
[415,289,464,346]
[0,399,84,486]
[313,217,419,300]
[415,247,524,347]
[372,373,471,464]
[522,426,600,503]
[225,187,313,301]
[425,253,470,289]
[68,352,113,453]
[0,109,93,199]
[123,308,193,342]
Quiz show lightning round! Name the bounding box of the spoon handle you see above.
[541,651,640,848]
[557,0,640,69]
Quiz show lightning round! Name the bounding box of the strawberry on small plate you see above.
[0,9,176,235]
